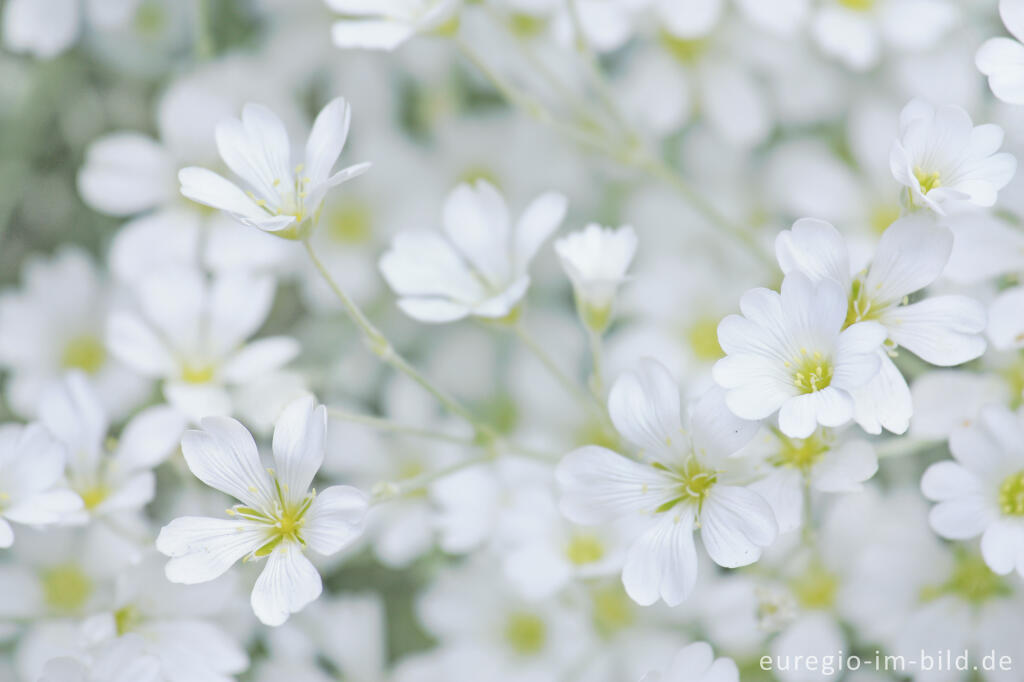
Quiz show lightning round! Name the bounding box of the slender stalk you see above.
[327,407,475,446]
[586,328,605,399]
[371,453,494,505]
[566,0,631,136]
[303,239,496,440]
[513,322,608,421]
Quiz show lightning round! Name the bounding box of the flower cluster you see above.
[3,0,1024,680]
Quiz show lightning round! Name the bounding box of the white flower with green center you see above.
[156,396,369,626]
[379,180,568,323]
[557,359,777,606]
[747,427,878,533]
[327,0,461,51]
[776,215,987,435]
[178,97,370,238]
[638,641,739,682]
[555,224,638,334]
[713,272,887,439]
[107,266,300,423]
[922,404,1024,579]
[889,98,1016,215]
[40,372,184,520]
[0,423,82,547]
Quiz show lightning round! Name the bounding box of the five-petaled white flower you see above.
[922,404,1024,580]
[0,422,82,547]
[107,266,299,423]
[713,272,887,439]
[775,215,986,435]
[555,223,638,334]
[557,359,777,606]
[326,0,461,51]
[178,97,370,238]
[156,396,369,626]
[379,180,568,323]
[889,98,1016,215]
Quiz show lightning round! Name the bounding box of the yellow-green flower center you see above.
[662,33,709,64]
[181,363,216,384]
[838,0,875,10]
[114,604,142,635]
[686,316,724,362]
[591,585,635,637]
[788,350,834,394]
[326,203,372,245]
[869,203,900,235]
[504,611,546,655]
[565,533,605,566]
[79,484,109,510]
[61,335,106,374]
[791,562,839,610]
[654,457,718,513]
[914,167,942,194]
[999,471,1024,516]
[921,550,1010,604]
[43,564,93,613]
[229,477,316,558]
[772,432,829,473]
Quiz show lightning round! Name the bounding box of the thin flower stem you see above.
[303,239,497,441]
[513,322,607,420]
[586,328,605,399]
[371,452,494,505]
[566,0,632,136]
[451,33,772,268]
[327,407,475,446]
[801,478,816,547]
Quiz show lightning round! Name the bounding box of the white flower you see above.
[39,372,185,520]
[327,0,461,51]
[156,396,369,626]
[638,641,739,682]
[810,0,957,72]
[921,404,1024,579]
[0,247,149,420]
[0,422,82,547]
[977,0,1024,105]
[555,224,638,333]
[557,360,776,606]
[178,97,370,238]
[746,428,878,533]
[107,266,300,423]
[713,272,886,439]
[1,0,141,59]
[39,637,161,682]
[379,180,568,323]
[775,215,987,434]
[889,98,1016,215]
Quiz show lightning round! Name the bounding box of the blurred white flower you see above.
[380,180,567,323]
[156,397,369,626]
[1,0,141,59]
[922,404,1024,579]
[327,0,461,51]
[38,637,160,682]
[558,360,776,606]
[179,98,370,238]
[106,266,299,423]
[555,223,637,333]
[0,247,149,420]
[977,0,1024,105]
[39,372,185,521]
[776,215,986,434]
[638,641,738,682]
[714,273,886,439]
[0,422,82,547]
[811,0,957,71]
[889,98,1017,215]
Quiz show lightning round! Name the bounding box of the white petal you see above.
[396,297,471,323]
[608,358,682,457]
[164,382,232,423]
[106,312,176,377]
[250,543,323,626]
[921,461,979,501]
[778,389,851,438]
[513,191,568,273]
[77,133,174,216]
[556,446,672,523]
[928,496,996,539]
[812,439,877,492]
[221,337,300,383]
[271,397,326,504]
[330,19,415,51]
[774,218,850,287]
[865,214,952,304]
[850,351,911,435]
[178,167,270,223]
[115,406,186,471]
[304,97,350,186]
[302,485,368,555]
[442,181,511,288]
[748,469,803,534]
[883,296,986,365]
[207,271,277,357]
[980,518,1024,575]
[700,486,777,568]
[181,416,275,507]
[987,286,1024,350]
[621,510,698,606]
[1002,0,1024,45]
[157,516,267,584]
[689,385,759,464]
[657,0,723,38]
[977,38,1024,105]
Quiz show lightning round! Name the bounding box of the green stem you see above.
[303,239,496,441]
[513,322,607,419]
[327,407,475,446]
[586,328,605,399]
